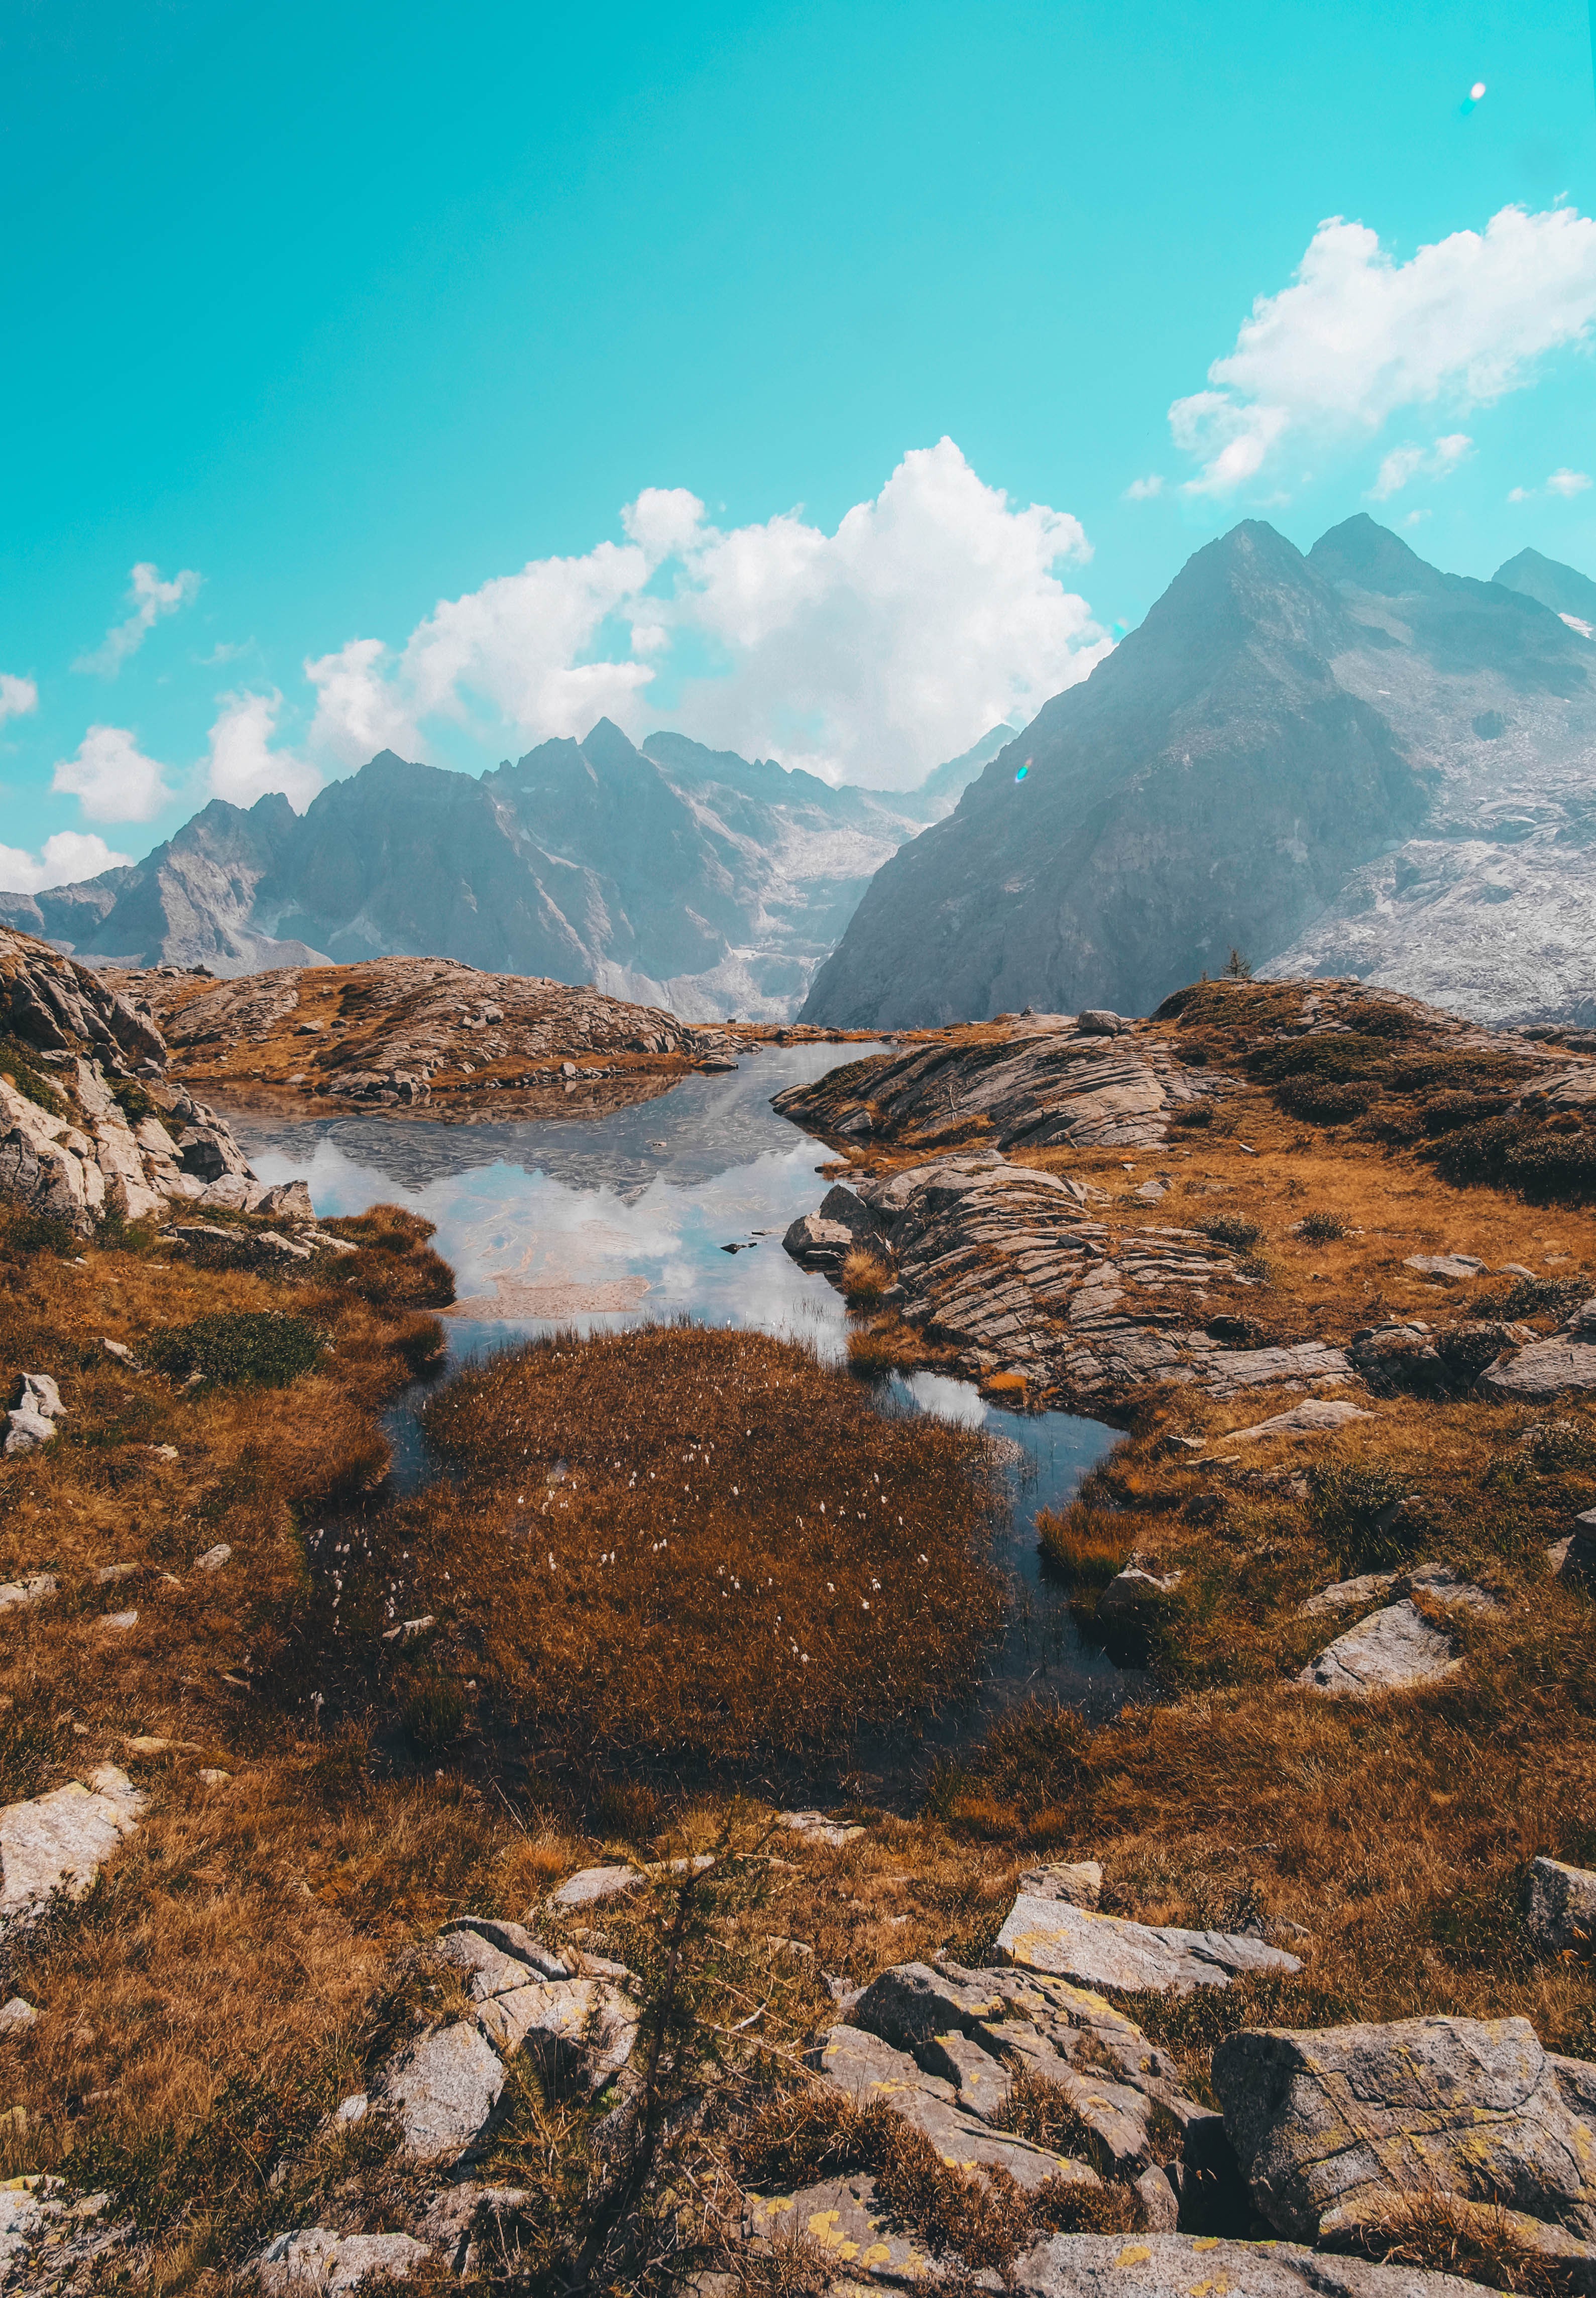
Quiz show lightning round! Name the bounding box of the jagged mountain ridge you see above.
[799,520,1596,1030]
[1495,546,1596,636]
[0,722,1011,1022]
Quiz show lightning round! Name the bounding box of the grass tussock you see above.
[348,1323,1007,1764]
[840,1246,892,1307]
[1037,1501,1130,1591]
[734,2086,1139,2274]
[845,1316,925,1377]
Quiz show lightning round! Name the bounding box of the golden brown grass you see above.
[839,1247,891,1307]
[347,1323,1005,1767]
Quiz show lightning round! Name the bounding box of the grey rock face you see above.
[1297,1599,1460,1695]
[0,1765,147,1941]
[258,2227,436,2291]
[777,1134,1354,1410]
[802,517,1596,1030]
[1211,2015,1596,2245]
[1480,1337,1596,1401]
[1527,1856,1596,1953]
[1,723,1002,1023]
[993,1896,1301,1994]
[1018,1860,1103,1909]
[373,2020,505,2164]
[810,2021,1095,2191]
[1006,2232,1490,2298]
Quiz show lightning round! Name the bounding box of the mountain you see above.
[0,723,993,1022]
[1494,546,1596,637]
[799,517,1596,1030]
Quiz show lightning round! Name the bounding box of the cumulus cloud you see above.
[205,692,321,812]
[1369,433,1473,500]
[1123,474,1166,500]
[0,674,38,727]
[75,562,202,675]
[1509,467,1594,502]
[1172,204,1596,495]
[50,724,173,822]
[0,831,133,895]
[296,441,1107,791]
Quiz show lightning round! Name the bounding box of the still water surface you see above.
[225,1045,1138,1787]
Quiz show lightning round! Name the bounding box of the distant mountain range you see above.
[11,523,1594,1033]
[0,722,1010,1022]
[799,520,1596,1030]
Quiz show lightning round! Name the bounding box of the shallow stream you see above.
[225,1044,1141,1794]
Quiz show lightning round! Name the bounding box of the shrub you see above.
[1273,1076,1384,1123]
[1298,1210,1348,1242]
[1171,1102,1214,1128]
[1196,1214,1262,1250]
[0,1207,77,1261]
[841,1247,892,1307]
[1247,1033,1394,1085]
[0,1038,64,1116]
[1429,1117,1596,1202]
[146,1311,325,1390]
[109,1076,156,1125]
[1308,1462,1422,1573]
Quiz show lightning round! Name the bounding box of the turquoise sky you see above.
[4,0,1595,878]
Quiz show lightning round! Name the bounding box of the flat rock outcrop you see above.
[784,1150,1355,1410]
[993,1898,1301,1994]
[773,1019,1219,1153]
[1297,1599,1462,1696]
[1212,2015,1596,2248]
[1004,2233,1494,2298]
[0,1764,147,1940]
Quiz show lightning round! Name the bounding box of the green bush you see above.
[146,1311,325,1390]
[1196,1214,1262,1249]
[1274,1076,1383,1122]
[1298,1210,1348,1241]
[1308,1462,1422,1573]
[0,1038,65,1116]
[110,1076,157,1124]
[1429,1117,1596,1202]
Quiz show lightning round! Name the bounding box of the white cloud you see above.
[50,723,173,822]
[292,440,1108,791]
[304,639,417,766]
[0,673,38,727]
[1508,466,1594,502]
[1123,474,1166,500]
[0,831,133,895]
[1369,432,1473,499]
[1173,203,1596,495]
[205,692,321,812]
[75,562,202,675]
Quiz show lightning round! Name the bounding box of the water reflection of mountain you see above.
[220,1042,885,1201]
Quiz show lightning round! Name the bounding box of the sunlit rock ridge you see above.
[799,519,1596,1030]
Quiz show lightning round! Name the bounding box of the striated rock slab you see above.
[1298,1599,1460,1695]
[781,1151,1355,1410]
[774,1020,1220,1153]
[1212,2015,1596,2247]
[1481,1336,1596,1401]
[810,2021,1095,2190]
[993,1898,1301,1995]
